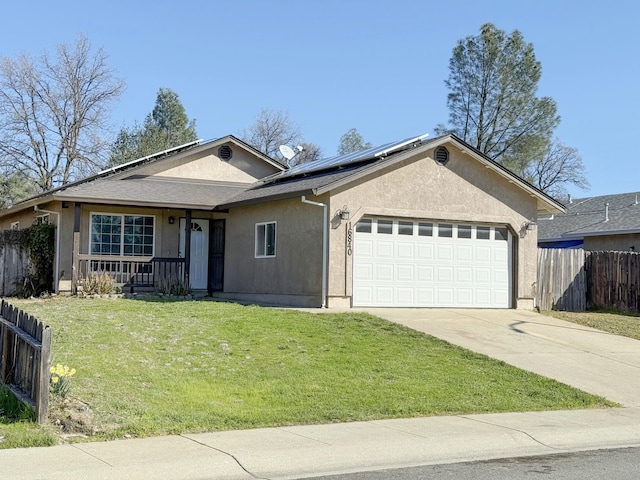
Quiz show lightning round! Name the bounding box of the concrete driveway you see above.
[363,308,640,408]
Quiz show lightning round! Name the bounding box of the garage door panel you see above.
[353,219,511,308]
[397,264,414,281]
[475,246,492,262]
[375,264,394,281]
[455,288,473,305]
[417,244,434,260]
[417,265,434,282]
[437,244,454,260]
[456,267,473,283]
[456,245,473,262]
[375,241,394,258]
[397,288,414,305]
[397,242,414,259]
[354,263,373,281]
[436,266,454,283]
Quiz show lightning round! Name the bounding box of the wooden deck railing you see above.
[77,255,186,291]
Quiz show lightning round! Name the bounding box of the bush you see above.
[81,272,117,295]
[157,276,191,296]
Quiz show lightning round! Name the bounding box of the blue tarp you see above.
[539,240,584,249]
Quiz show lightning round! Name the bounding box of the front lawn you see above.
[544,310,640,340]
[0,298,613,447]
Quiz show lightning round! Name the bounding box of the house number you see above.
[347,225,353,256]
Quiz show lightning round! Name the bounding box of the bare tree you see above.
[0,35,124,192]
[240,109,322,165]
[526,140,589,199]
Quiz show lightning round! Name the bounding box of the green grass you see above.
[0,298,613,447]
[544,309,640,340]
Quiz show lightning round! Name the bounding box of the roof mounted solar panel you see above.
[261,133,430,184]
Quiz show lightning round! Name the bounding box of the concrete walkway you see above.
[364,308,640,407]
[3,408,640,479]
[3,308,640,479]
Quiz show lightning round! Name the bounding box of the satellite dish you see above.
[279,145,296,161]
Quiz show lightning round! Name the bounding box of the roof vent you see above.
[218,145,233,161]
[434,146,449,165]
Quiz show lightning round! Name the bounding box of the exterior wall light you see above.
[168,216,175,225]
[339,207,350,221]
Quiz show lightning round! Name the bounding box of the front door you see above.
[179,218,209,289]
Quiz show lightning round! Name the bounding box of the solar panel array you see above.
[263,134,429,183]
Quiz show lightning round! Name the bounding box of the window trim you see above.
[89,212,156,257]
[255,221,277,258]
[10,221,19,230]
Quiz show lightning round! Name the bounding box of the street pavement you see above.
[2,308,640,479]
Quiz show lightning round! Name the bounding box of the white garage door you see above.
[352,218,512,308]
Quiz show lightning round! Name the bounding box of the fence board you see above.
[0,300,51,423]
[537,248,586,311]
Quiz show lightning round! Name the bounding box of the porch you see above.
[76,255,186,293]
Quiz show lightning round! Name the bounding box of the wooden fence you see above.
[537,248,587,311]
[0,300,51,423]
[586,251,640,313]
[0,243,30,296]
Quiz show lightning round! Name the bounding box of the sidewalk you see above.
[3,407,640,480]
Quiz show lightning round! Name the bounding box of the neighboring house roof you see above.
[538,192,640,241]
[219,134,565,216]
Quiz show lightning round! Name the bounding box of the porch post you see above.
[71,203,81,295]
[184,210,191,287]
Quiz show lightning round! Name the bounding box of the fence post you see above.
[36,326,51,424]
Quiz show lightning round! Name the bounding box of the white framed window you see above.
[36,214,50,225]
[90,213,155,257]
[255,221,276,258]
[10,221,19,230]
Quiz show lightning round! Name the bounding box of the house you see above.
[0,133,564,309]
[538,192,640,251]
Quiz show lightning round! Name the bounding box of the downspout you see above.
[33,207,60,294]
[301,196,328,308]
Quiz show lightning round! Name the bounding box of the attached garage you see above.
[352,217,512,308]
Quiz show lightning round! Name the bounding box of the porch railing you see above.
[77,255,186,292]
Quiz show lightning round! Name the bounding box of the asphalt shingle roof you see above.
[56,177,251,210]
[538,192,640,240]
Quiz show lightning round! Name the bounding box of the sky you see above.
[1,0,638,198]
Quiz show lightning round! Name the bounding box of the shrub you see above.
[157,275,191,296]
[81,272,117,295]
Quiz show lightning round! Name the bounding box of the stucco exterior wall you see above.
[584,234,640,252]
[141,144,280,182]
[223,197,323,306]
[326,147,539,309]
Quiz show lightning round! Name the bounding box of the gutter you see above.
[300,196,328,308]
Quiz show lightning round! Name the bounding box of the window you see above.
[36,214,50,225]
[495,227,509,241]
[438,224,453,238]
[10,221,19,230]
[418,223,433,236]
[255,221,276,257]
[457,225,472,239]
[377,219,393,234]
[398,221,414,235]
[355,219,372,233]
[90,214,155,257]
[477,226,490,240]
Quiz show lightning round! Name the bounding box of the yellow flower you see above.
[50,366,56,374]
[51,376,59,384]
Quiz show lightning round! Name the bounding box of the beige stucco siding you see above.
[327,147,539,308]
[223,197,323,306]
[141,146,280,183]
